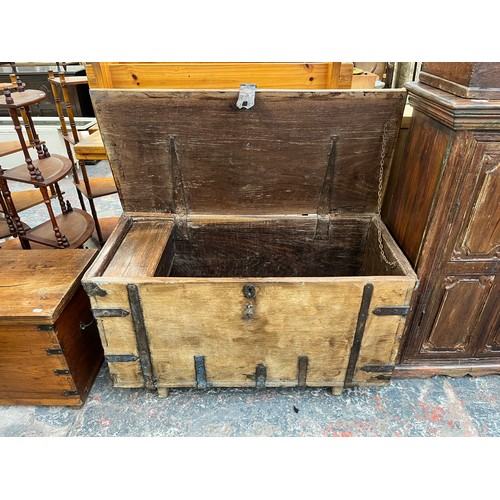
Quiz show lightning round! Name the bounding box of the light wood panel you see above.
[86,62,352,90]
[74,131,107,160]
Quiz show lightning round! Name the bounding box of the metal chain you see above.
[376,122,397,268]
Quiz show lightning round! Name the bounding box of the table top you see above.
[0,249,96,322]
[74,130,107,160]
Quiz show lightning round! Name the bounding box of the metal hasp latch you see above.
[236,84,256,109]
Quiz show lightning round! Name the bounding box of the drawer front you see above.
[0,323,77,404]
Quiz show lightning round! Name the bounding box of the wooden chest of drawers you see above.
[0,250,104,406]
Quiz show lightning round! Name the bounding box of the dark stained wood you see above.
[384,75,500,375]
[418,275,495,357]
[382,110,453,267]
[0,154,73,187]
[477,295,499,356]
[21,208,94,249]
[91,89,406,215]
[450,147,500,263]
[405,82,500,130]
[167,216,372,278]
[52,286,104,403]
[419,62,500,99]
[421,63,476,87]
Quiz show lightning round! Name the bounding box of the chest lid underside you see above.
[91,88,406,216]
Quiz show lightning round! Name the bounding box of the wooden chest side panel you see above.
[360,217,417,278]
[0,324,77,404]
[138,281,366,388]
[85,283,143,388]
[352,281,415,386]
[91,89,405,215]
[54,286,104,400]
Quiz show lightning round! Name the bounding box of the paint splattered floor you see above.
[1,161,499,437]
[1,363,498,437]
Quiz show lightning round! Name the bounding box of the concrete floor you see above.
[1,159,499,438]
[1,363,499,437]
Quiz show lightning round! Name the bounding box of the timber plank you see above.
[87,62,347,90]
[139,280,365,388]
[0,249,96,323]
[91,89,406,215]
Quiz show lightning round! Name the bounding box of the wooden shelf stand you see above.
[48,70,117,245]
[0,79,94,249]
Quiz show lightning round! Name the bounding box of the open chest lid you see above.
[91,87,406,216]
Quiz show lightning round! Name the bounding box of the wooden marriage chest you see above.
[83,87,417,396]
[0,250,104,406]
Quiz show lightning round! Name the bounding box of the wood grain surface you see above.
[74,131,107,161]
[91,89,406,216]
[0,249,96,322]
[382,110,453,267]
[86,62,350,89]
[83,215,416,390]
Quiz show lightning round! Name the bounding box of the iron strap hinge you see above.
[360,365,395,373]
[372,306,410,316]
[105,354,139,363]
[82,282,107,297]
[236,84,256,109]
[92,308,130,318]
